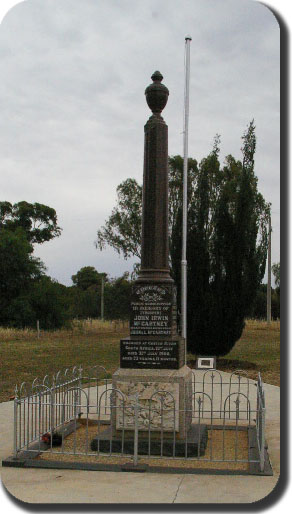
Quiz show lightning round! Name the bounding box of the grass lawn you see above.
[188,319,280,386]
[0,319,280,403]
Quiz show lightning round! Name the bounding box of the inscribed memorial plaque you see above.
[130,284,173,336]
[120,339,179,369]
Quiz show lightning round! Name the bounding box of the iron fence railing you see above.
[13,365,111,456]
[13,367,266,471]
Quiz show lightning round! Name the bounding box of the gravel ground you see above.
[38,423,249,472]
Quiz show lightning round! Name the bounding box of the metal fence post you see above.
[51,377,56,433]
[260,405,266,472]
[78,365,83,418]
[133,393,139,466]
[13,395,18,458]
[38,391,42,450]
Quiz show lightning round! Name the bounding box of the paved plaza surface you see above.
[0,372,280,505]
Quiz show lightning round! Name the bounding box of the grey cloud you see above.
[0,0,280,285]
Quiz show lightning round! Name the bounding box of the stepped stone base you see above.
[91,423,208,457]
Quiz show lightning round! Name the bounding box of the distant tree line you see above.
[248,261,280,320]
[248,284,280,320]
[0,201,66,329]
[67,266,131,320]
[0,202,131,329]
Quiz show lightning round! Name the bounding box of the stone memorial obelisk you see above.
[112,71,193,440]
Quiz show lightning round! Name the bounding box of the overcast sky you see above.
[0,0,280,286]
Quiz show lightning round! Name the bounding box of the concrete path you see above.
[0,372,280,505]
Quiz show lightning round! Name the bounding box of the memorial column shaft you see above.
[141,117,169,273]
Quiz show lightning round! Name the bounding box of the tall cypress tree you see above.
[171,121,270,355]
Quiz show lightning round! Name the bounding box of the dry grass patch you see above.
[0,318,280,403]
[0,320,127,402]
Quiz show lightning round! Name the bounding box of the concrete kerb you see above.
[1,371,280,504]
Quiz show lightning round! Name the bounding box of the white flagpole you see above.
[181,35,191,364]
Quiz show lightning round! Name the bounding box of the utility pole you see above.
[100,275,105,320]
[181,35,192,363]
[267,214,272,323]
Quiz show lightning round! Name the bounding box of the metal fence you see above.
[13,366,266,471]
[192,369,251,420]
[13,365,111,456]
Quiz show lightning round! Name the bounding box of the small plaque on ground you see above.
[130,284,173,336]
[120,339,179,369]
[196,356,216,370]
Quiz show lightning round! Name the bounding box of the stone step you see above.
[90,423,208,457]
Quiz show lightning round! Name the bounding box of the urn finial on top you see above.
[145,71,169,115]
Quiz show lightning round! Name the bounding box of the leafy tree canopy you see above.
[0,201,62,244]
[0,228,45,299]
[272,262,280,288]
[0,201,64,328]
[71,266,107,291]
[248,283,280,320]
[96,179,142,259]
[0,227,45,325]
[104,272,132,320]
[29,276,70,329]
